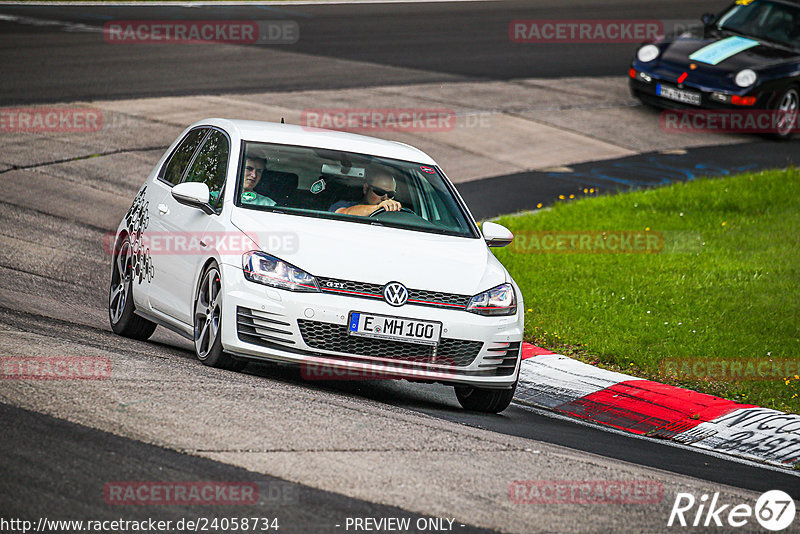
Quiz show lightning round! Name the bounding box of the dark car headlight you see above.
[242,251,319,292]
[467,283,517,316]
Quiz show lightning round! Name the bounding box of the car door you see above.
[144,127,209,320]
[148,128,231,326]
[129,127,208,312]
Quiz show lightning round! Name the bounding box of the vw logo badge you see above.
[383,282,408,307]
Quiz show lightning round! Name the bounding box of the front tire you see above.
[193,263,246,371]
[454,381,517,413]
[771,86,798,139]
[109,236,157,340]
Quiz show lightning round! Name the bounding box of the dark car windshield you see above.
[234,141,479,238]
[716,0,800,49]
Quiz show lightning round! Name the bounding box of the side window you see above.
[183,129,229,210]
[160,128,208,186]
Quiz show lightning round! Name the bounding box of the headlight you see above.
[734,69,757,88]
[242,251,319,292]
[637,44,660,63]
[467,283,517,316]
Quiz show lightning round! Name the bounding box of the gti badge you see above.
[383,282,408,307]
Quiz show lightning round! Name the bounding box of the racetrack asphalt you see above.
[0,0,731,104]
[0,402,495,534]
[460,140,800,220]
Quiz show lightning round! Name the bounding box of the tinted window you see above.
[161,128,208,186]
[717,0,800,48]
[236,141,478,238]
[184,129,229,210]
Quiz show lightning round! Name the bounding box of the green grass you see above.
[493,167,800,413]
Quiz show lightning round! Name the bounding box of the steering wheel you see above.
[369,207,416,217]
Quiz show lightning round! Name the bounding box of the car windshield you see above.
[234,141,478,238]
[715,0,800,49]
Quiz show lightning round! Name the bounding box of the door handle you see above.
[158,204,169,215]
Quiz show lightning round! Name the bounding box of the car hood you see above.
[230,208,508,295]
[659,31,799,72]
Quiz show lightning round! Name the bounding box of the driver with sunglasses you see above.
[330,169,402,216]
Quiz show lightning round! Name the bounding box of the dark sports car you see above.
[629,0,800,136]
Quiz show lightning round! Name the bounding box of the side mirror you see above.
[171,182,215,215]
[701,13,716,26]
[482,221,514,248]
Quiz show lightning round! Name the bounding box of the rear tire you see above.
[108,236,157,340]
[454,381,517,413]
[193,263,246,372]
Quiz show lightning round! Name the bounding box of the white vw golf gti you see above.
[109,119,523,412]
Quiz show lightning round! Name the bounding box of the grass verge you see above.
[493,167,800,413]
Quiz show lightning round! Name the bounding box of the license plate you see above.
[348,312,442,346]
[657,84,701,106]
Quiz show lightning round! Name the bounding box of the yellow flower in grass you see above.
[558,195,565,200]
[536,203,543,208]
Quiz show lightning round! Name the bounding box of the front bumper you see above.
[629,68,767,110]
[218,263,523,388]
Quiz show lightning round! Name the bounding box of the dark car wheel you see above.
[193,263,247,371]
[109,236,157,340]
[454,381,517,413]
[772,86,799,139]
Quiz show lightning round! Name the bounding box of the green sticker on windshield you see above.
[242,191,256,202]
[310,178,326,194]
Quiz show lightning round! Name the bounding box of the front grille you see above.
[316,277,471,310]
[297,319,482,367]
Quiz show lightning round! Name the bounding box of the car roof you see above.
[193,118,438,165]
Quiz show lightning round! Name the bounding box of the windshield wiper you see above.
[717,26,796,50]
[717,26,752,38]
[749,35,797,51]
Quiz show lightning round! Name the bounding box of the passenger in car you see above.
[240,156,277,206]
[329,169,402,216]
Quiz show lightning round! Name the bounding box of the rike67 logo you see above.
[668,490,796,531]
